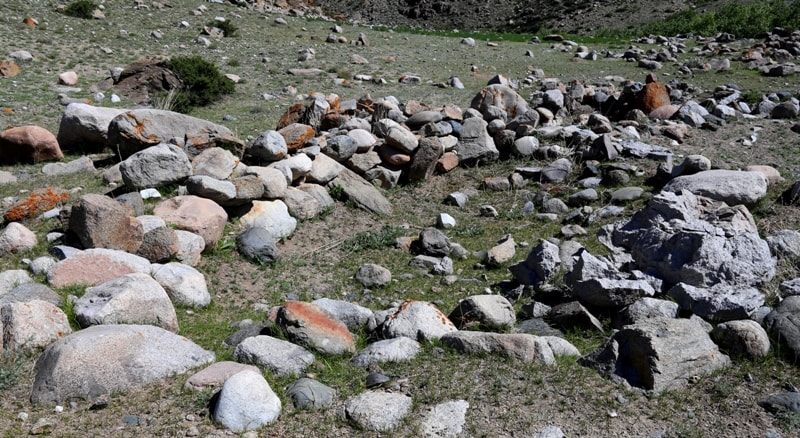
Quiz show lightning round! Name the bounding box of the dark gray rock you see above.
[667,282,764,322]
[285,377,336,409]
[236,227,279,264]
[763,296,800,363]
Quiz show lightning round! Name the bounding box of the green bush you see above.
[161,56,235,114]
[208,20,238,37]
[63,0,98,19]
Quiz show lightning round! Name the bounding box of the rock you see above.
[212,370,281,432]
[1,300,71,354]
[48,248,151,289]
[150,262,211,308]
[248,130,287,162]
[351,337,421,367]
[324,134,359,162]
[667,282,764,322]
[107,109,244,159]
[662,170,768,206]
[174,230,205,266]
[455,117,499,165]
[184,361,260,391]
[772,102,799,119]
[344,391,412,432]
[420,400,469,437]
[285,377,337,409]
[763,296,800,363]
[74,272,179,332]
[30,324,214,404]
[485,236,516,267]
[380,300,457,341]
[58,71,78,86]
[448,294,516,330]
[233,335,314,376]
[69,194,143,253]
[437,213,456,229]
[236,227,279,264]
[311,298,374,331]
[550,301,604,333]
[711,320,770,358]
[616,298,679,328]
[136,223,179,263]
[278,123,316,151]
[328,168,392,216]
[575,277,656,311]
[417,227,452,256]
[540,158,572,183]
[580,317,730,393]
[536,426,566,438]
[276,301,355,355]
[508,239,561,286]
[247,166,289,198]
[0,283,60,307]
[440,331,555,364]
[0,222,37,256]
[759,392,800,414]
[239,200,297,241]
[56,103,127,153]
[192,147,238,180]
[153,195,228,248]
[408,137,443,182]
[268,153,313,184]
[355,263,391,288]
[3,187,70,222]
[471,84,530,119]
[610,190,774,288]
[0,125,63,164]
[306,153,345,185]
[637,81,671,113]
[543,335,581,357]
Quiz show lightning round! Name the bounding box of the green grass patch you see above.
[63,0,98,19]
[342,225,405,252]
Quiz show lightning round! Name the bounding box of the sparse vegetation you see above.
[208,19,238,38]
[161,56,235,114]
[63,0,98,19]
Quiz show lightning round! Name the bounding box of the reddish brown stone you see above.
[404,100,430,116]
[436,151,459,173]
[48,250,148,288]
[0,61,20,77]
[637,82,671,114]
[277,301,355,355]
[22,17,37,28]
[278,123,316,151]
[69,194,143,253]
[0,125,63,164]
[276,103,304,130]
[320,112,349,131]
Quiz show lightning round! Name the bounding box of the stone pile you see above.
[1,55,800,434]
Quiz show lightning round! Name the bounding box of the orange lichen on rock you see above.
[4,187,69,222]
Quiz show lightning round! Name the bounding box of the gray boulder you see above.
[239,200,297,241]
[1,300,71,353]
[351,337,421,367]
[311,298,374,331]
[285,377,336,409]
[57,103,127,153]
[74,272,179,332]
[448,294,516,330]
[120,143,192,189]
[150,262,211,308]
[212,369,281,432]
[69,194,144,253]
[662,170,768,206]
[248,130,287,162]
[0,283,60,307]
[344,391,412,432]
[355,263,392,288]
[327,168,392,216]
[236,227,279,264]
[380,300,458,341]
[667,282,764,322]
[616,297,679,328]
[440,331,555,364]
[233,335,314,376]
[455,117,499,164]
[611,190,775,288]
[420,400,469,438]
[107,109,244,159]
[30,324,214,404]
[580,317,730,393]
[763,296,800,363]
[711,320,770,358]
[508,239,561,286]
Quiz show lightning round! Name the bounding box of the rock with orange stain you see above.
[3,187,69,222]
[277,301,356,355]
[379,300,457,341]
[22,17,38,28]
[1,300,71,353]
[278,123,315,151]
[0,125,63,164]
[276,103,304,130]
[0,61,21,78]
[637,81,671,114]
[107,109,244,159]
[436,151,459,173]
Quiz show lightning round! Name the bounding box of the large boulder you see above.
[470,84,530,119]
[69,194,143,253]
[211,369,281,433]
[327,168,392,216]
[763,296,800,363]
[276,301,356,355]
[344,391,412,432]
[47,248,151,288]
[74,272,179,332]
[56,103,127,153]
[661,170,768,206]
[580,317,730,393]
[454,117,499,165]
[440,331,556,364]
[0,125,63,164]
[1,300,71,354]
[233,335,314,376]
[153,195,228,249]
[30,324,214,404]
[106,109,244,159]
[610,190,774,288]
[379,300,457,341]
[120,143,193,189]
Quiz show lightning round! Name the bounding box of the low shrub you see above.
[161,56,235,113]
[63,0,98,19]
[209,20,238,38]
